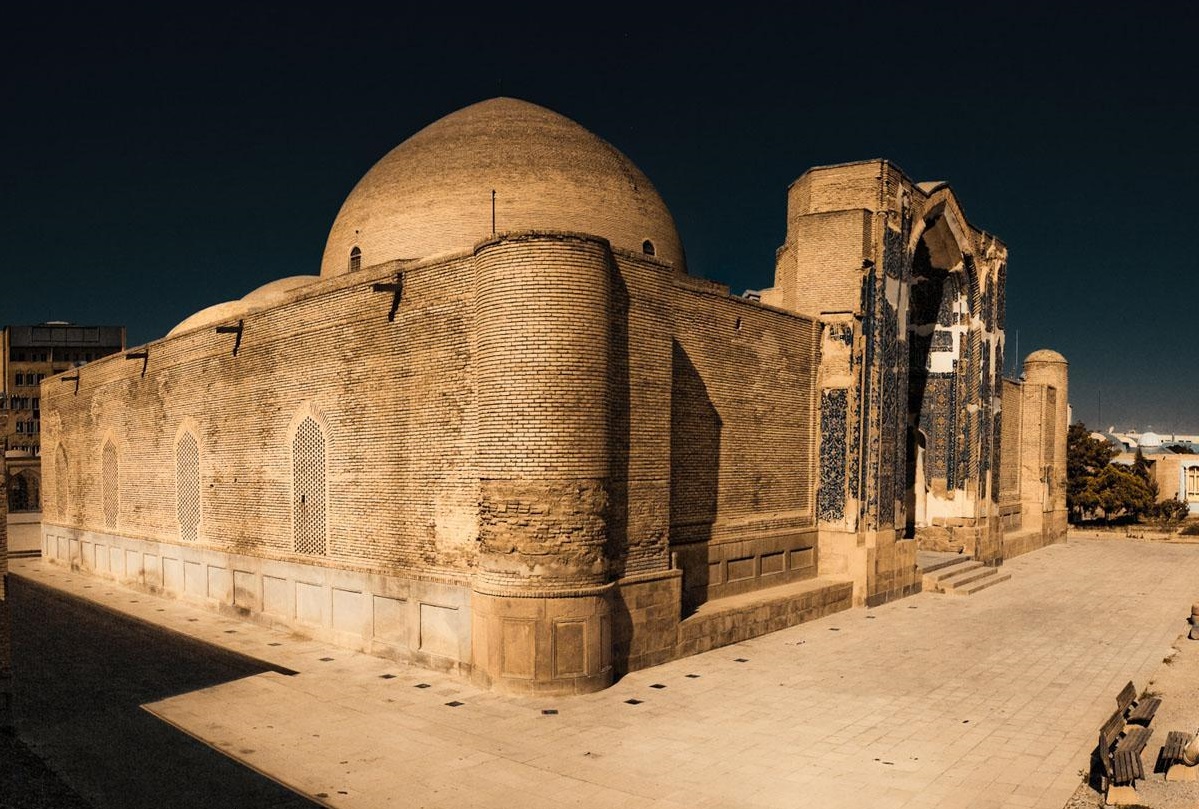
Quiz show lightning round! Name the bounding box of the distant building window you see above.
[1187,466,1199,503]
[15,421,23,434]
[102,440,119,529]
[349,246,362,272]
[32,397,39,411]
[642,240,656,256]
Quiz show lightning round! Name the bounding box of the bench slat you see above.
[1127,697,1161,726]
[1113,748,1141,784]
[1117,681,1137,713]
[1101,709,1126,744]
[1163,731,1190,764]
[1117,725,1153,757]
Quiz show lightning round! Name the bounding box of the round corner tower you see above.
[470,232,619,694]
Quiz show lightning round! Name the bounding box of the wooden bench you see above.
[1161,730,1197,782]
[1099,708,1153,804]
[1117,681,1161,726]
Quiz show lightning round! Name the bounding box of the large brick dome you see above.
[320,97,685,277]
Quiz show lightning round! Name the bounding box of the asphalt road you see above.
[6,576,316,809]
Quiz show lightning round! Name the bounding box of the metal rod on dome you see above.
[491,190,496,235]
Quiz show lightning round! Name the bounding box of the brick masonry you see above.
[39,103,1068,693]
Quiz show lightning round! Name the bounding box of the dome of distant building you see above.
[319,97,685,276]
[1139,431,1163,448]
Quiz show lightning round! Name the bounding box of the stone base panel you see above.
[677,578,853,657]
[1001,525,1065,560]
[42,524,473,675]
[674,527,818,613]
[865,535,922,607]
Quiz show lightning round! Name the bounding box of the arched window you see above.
[642,239,656,256]
[292,416,328,555]
[54,445,69,519]
[349,246,362,272]
[176,431,202,542]
[102,440,119,529]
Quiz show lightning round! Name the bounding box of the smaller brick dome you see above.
[167,275,319,337]
[1024,349,1067,364]
[320,98,685,276]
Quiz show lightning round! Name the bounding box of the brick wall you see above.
[43,253,479,580]
[1000,379,1023,500]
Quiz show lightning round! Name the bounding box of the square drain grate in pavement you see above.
[224,630,237,634]
[380,674,397,679]
[650,684,666,689]
[414,683,431,689]
[685,674,701,678]
[445,701,464,707]
[625,699,643,705]
[268,642,282,646]
[319,657,335,662]
[734,658,749,663]
[542,709,558,715]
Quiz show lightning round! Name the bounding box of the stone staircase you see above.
[919,552,1011,595]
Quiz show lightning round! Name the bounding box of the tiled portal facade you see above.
[39,99,1068,694]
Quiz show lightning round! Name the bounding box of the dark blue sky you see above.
[4,4,1196,432]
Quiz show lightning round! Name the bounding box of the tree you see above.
[1084,465,1155,524]
[1067,422,1117,523]
[1129,447,1160,502]
[1153,498,1191,530]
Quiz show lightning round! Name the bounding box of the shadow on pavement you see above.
[8,576,315,809]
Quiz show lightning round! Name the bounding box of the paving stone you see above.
[12,536,1199,808]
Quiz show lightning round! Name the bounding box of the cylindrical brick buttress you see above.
[470,232,616,694]
[1022,350,1069,535]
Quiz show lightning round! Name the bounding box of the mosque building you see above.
[39,98,1068,694]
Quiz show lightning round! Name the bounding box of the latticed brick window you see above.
[102,440,119,529]
[292,416,327,555]
[176,432,201,542]
[54,445,68,518]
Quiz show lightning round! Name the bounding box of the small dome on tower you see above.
[1025,349,1067,364]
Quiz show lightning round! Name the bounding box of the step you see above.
[950,570,1012,595]
[939,564,997,588]
[921,559,981,590]
[917,551,971,573]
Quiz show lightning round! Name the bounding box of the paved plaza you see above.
[12,536,1199,809]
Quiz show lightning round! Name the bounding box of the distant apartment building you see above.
[2,323,125,511]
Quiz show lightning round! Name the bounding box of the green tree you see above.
[1153,498,1191,530]
[1129,447,1160,507]
[1084,465,1155,524]
[1067,422,1117,522]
